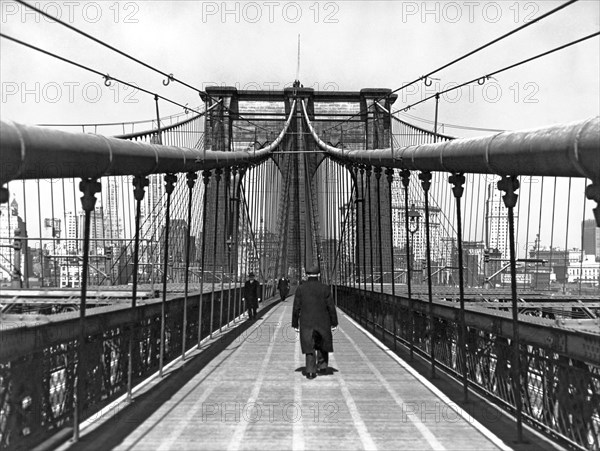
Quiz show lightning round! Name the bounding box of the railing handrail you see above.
[375,101,456,141]
[302,100,599,180]
[0,100,296,185]
[113,112,202,140]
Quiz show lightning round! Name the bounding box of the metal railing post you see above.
[198,170,211,347]
[449,173,469,402]
[400,169,414,360]
[585,181,600,227]
[375,167,385,341]
[159,173,177,377]
[182,171,197,361]
[498,175,523,442]
[73,177,101,442]
[127,175,148,400]
[386,168,396,350]
[211,168,222,336]
[419,171,435,379]
[366,166,375,294]
[360,166,368,294]
[224,167,232,325]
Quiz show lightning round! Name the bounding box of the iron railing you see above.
[0,286,245,450]
[337,286,600,451]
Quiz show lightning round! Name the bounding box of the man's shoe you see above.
[306,373,317,379]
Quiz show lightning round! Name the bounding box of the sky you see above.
[1,0,599,133]
[1,0,599,253]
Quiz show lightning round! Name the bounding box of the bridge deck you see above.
[60,301,547,451]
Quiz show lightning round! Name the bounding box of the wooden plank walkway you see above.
[61,300,515,451]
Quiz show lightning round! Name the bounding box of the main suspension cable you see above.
[321,0,580,132]
[393,31,600,115]
[0,32,205,116]
[13,0,268,132]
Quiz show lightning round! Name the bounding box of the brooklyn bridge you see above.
[1,1,599,450]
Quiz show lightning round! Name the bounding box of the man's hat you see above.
[306,265,320,275]
[249,272,255,277]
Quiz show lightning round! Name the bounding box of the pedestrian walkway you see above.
[61,300,514,450]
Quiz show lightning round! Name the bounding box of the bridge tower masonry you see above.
[281,86,318,280]
[358,89,396,282]
[201,87,240,278]
[199,85,398,285]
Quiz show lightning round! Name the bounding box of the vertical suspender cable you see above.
[198,170,211,347]
[210,169,222,336]
[182,172,197,359]
[419,171,435,378]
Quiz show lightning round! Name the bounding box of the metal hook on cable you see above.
[184,103,189,114]
[423,76,433,87]
[478,76,489,86]
[163,73,174,86]
[103,74,112,87]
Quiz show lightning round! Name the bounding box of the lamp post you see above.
[408,203,421,285]
[226,236,233,277]
[259,217,264,283]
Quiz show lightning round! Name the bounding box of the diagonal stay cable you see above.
[390,0,580,98]
[397,111,506,133]
[0,32,206,116]
[14,0,205,96]
[392,31,600,115]
[322,0,580,132]
[13,0,269,132]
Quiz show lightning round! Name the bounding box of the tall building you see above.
[77,206,106,255]
[159,219,196,282]
[64,211,78,254]
[486,182,517,260]
[42,218,61,250]
[104,177,123,246]
[0,198,20,281]
[141,173,165,250]
[582,219,600,261]
[567,255,600,284]
[0,198,32,284]
[390,203,442,263]
[463,241,485,287]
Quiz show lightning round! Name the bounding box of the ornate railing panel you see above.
[0,287,243,450]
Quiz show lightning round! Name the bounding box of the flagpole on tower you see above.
[296,34,301,83]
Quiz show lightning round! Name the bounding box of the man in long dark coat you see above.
[292,265,338,379]
[277,275,290,302]
[243,272,260,320]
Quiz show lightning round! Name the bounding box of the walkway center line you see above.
[227,308,286,451]
[329,353,378,451]
[339,326,445,450]
[343,313,512,451]
[154,315,273,450]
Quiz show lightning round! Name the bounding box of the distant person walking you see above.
[277,275,290,302]
[292,265,338,379]
[243,272,260,320]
